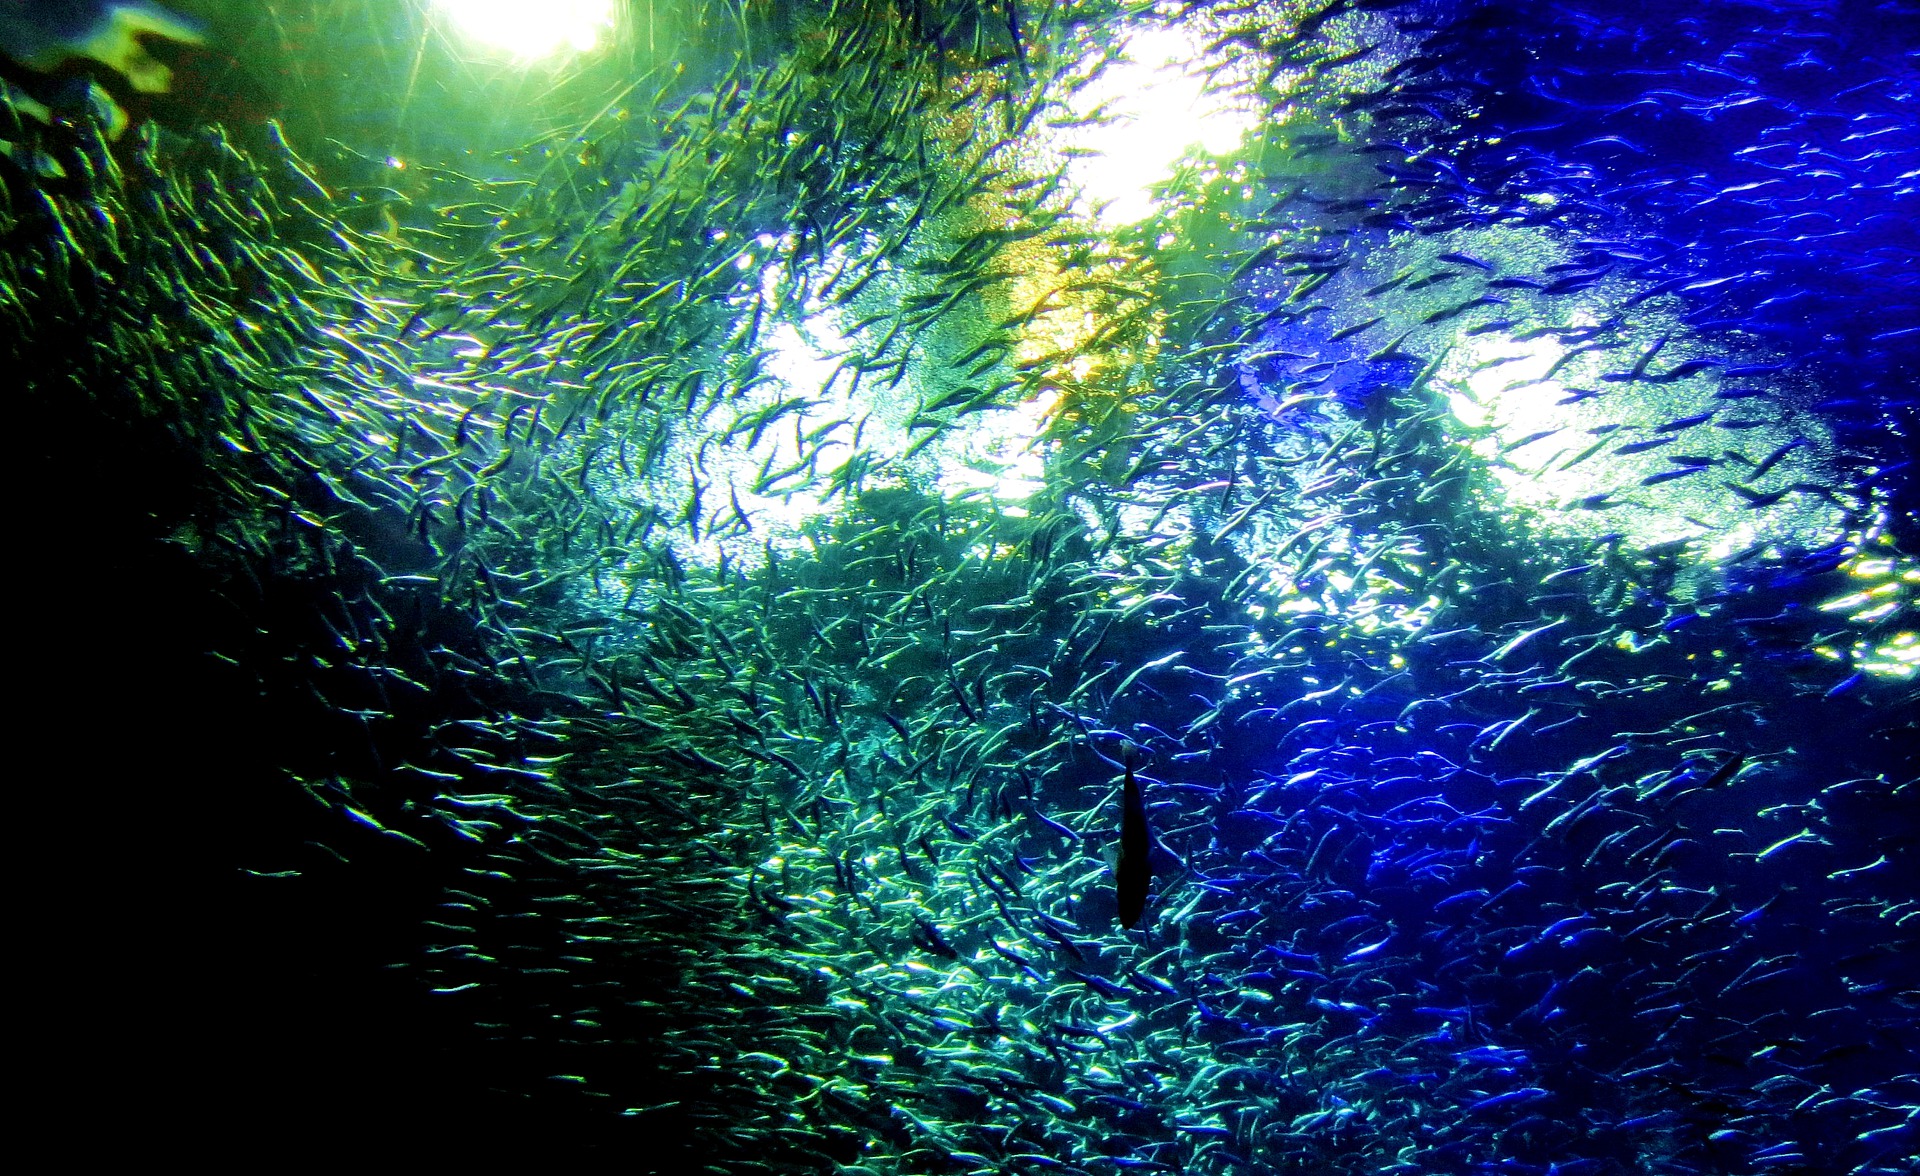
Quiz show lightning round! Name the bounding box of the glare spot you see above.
[433,0,613,58]
[1061,24,1257,224]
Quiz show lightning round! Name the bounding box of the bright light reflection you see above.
[434,0,613,58]
[1431,315,1843,570]
[935,389,1057,505]
[1063,25,1257,224]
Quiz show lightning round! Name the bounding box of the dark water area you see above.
[6,0,1917,1169]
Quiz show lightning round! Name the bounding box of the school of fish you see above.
[4,0,1915,1169]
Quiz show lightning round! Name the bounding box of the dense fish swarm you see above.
[7,0,1916,1169]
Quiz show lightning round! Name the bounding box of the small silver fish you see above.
[1116,762,1151,929]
